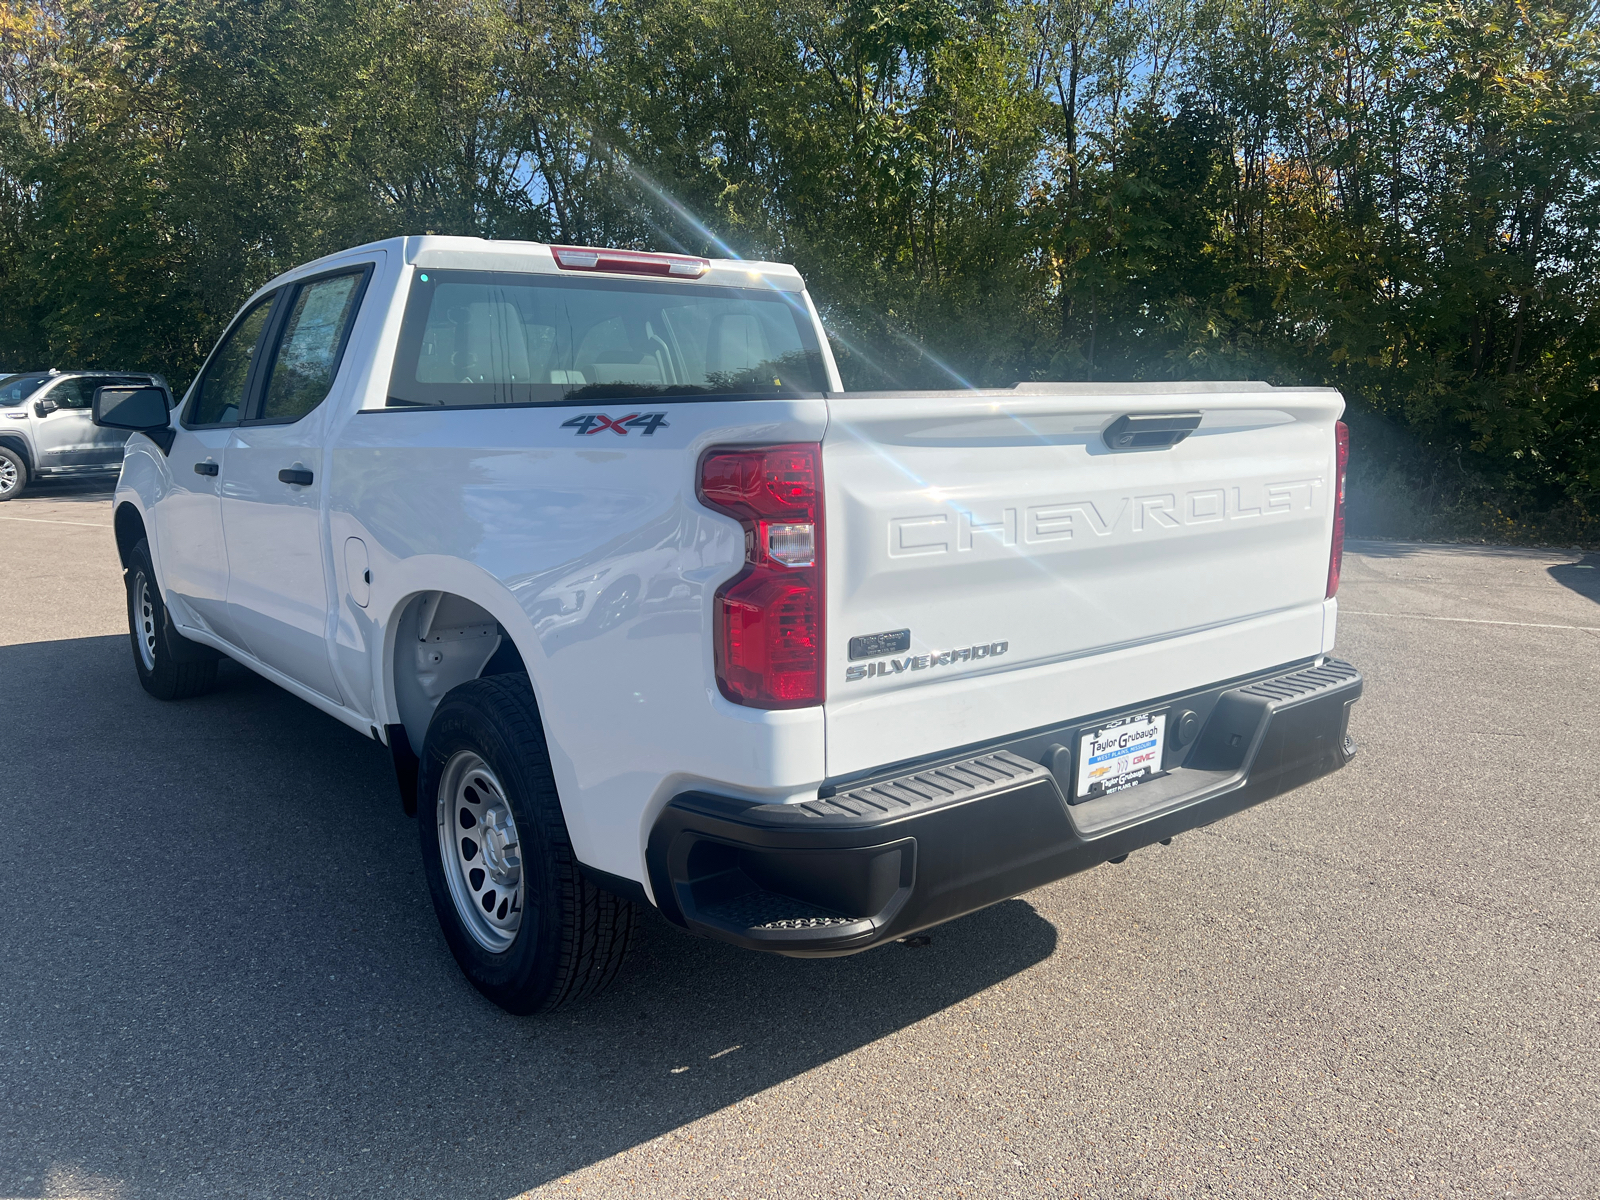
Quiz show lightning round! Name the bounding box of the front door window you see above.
[187,297,277,428]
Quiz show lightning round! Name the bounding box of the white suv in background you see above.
[0,370,172,499]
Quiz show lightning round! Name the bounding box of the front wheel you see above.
[417,675,636,1013]
[0,445,26,500]
[126,538,219,700]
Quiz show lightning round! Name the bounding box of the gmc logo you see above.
[888,478,1324,557]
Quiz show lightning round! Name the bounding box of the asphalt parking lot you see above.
[2,478,1597,1199]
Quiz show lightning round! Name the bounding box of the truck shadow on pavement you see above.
[6,476,116,504]
[1547,552,1599,605]
[0,635,1058,1200]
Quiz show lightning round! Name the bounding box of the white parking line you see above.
[0,515,112,529]
[1343,610,1600,633]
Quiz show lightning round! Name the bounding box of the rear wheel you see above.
[0,446,26,500]
[418,674,636,1013]
[126,538,219,700]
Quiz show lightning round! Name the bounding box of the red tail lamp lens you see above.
[551,245,709,278]
[698,444,824,708]
[1327,420,1349,599]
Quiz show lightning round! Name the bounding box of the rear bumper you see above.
[646,657,1362,956]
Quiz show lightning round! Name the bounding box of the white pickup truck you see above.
[95,236,1362,1013]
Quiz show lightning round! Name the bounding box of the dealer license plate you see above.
[1076,712,1167,800]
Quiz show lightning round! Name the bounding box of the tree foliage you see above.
[2,0,1597,530]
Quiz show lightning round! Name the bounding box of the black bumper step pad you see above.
[800,751,1048,822]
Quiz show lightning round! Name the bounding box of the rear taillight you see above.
[551,245,710,278]
[1327,420,1349,598]
[698,444,824,709]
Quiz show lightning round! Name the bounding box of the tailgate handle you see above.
[1103,412,1202,451]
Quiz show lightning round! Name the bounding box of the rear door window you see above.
[186,295,278,427]
[387,271,826,408]
[256,269,369,423]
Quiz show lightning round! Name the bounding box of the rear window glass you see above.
[387,271,826,407]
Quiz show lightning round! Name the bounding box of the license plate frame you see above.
[1075,711,1168,801]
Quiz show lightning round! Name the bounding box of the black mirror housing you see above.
[93,386,175,454]
[34,398,57,417]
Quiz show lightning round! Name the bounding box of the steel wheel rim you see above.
[133,570,157,671]
[437,750,524,953]
[0,458,16,495]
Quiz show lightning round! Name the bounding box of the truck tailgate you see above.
[821,384,1343,777]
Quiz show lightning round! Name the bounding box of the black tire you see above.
[418,674,637,1014]
[126,537,220,701]
[0,445,26,500]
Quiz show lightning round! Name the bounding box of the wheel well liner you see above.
[113,503,146,570]
[390,590,531,756]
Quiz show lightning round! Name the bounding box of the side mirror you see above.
[93,386,175,454]
[33,398,57,417]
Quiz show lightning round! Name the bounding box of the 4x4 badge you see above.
[560,412,670,437]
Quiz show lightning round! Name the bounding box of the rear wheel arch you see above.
[385,587,537,758]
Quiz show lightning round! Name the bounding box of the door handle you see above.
[194,461,219,476]
[278,467,314,486]
[1102,412,1203,451]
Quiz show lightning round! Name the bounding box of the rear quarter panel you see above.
[329,397,829,884]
